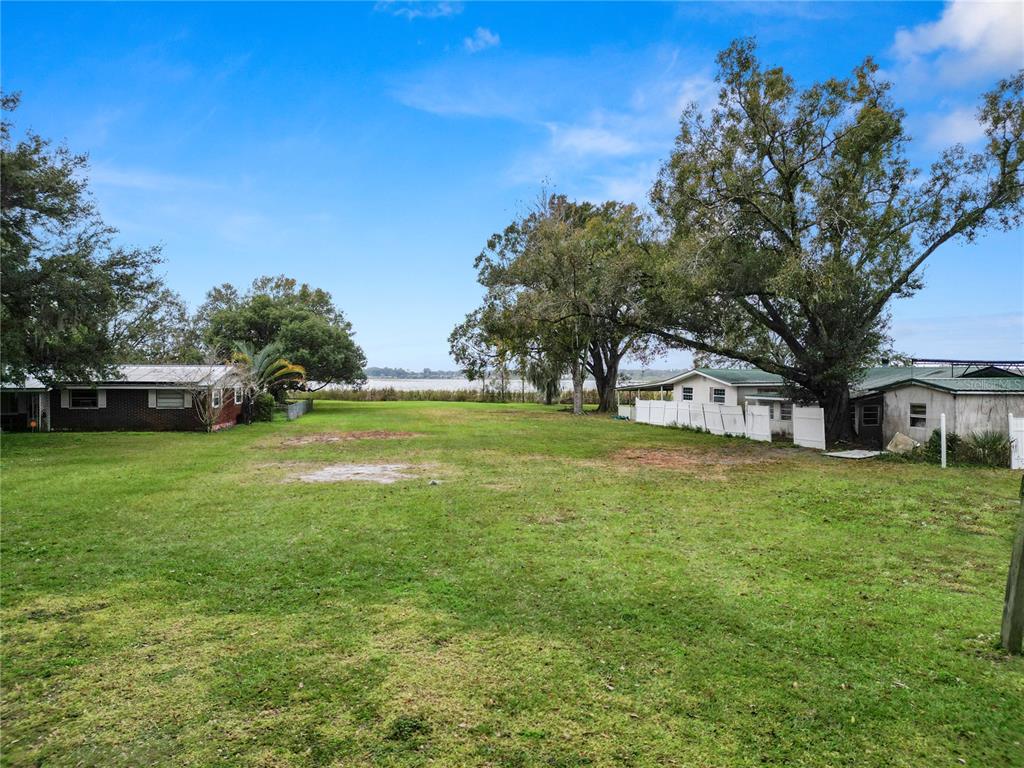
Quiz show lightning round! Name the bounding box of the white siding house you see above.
[619,368,795,436]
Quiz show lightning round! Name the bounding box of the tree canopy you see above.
[198,275,366,389]
[644,40,1023,443]
[1,93,189,385]
[452,194,659,413]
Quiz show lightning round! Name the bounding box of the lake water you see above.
[331,377,598,392]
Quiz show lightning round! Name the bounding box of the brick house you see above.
[1,365,244,432]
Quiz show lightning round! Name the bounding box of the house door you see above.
[857,397,884,449]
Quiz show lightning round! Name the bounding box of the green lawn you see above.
[2,401,1022,767]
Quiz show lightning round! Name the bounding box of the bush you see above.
[962,430,1011,467]
[903,428,1010,468]
[253,392,275,422]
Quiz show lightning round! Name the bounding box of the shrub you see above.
[253,392,276,422]
[902,428,1010,468]
[962,430,1011,467]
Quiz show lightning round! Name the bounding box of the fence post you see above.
[940,413,947,468]
[1001,476,1024,654]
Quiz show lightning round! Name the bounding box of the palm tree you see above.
[233,341,306,399]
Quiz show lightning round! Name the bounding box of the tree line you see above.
[0,94,366,393]
[451,40,1024,444]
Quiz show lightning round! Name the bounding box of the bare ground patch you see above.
[294,463,416,484]
[611,445,787,476]
[280,431,422,447]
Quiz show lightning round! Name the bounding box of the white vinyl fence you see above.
[1011,413,1024,470]
[631,401,795,446]
[792,406,826,450]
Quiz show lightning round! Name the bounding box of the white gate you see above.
[1011,413,1024,470]
[793,405,826,450]
[744,405,771,442]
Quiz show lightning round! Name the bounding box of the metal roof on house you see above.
[617,367,783,391]
[865,376,1024,395]
[2,364,238,390]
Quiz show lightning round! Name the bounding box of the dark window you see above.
[780,403,792,421]
[681,386,693,401]
[910,403,927,428]
[711,388,726,404]
[70,389,98,408]
[156,390,185,409]
[862,405,880,426]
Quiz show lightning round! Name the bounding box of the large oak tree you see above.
[197,275,366,390]
[453,194,659,413]
[645,40,1023,444]
[1,94,192,385]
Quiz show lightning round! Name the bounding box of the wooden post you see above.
[1002,475,1024,654]
[940,413,947,468]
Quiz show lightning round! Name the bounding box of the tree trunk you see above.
[593,357,621,413]
[571,359,585,416]
[544,379,557,406]
[819,384,853,447]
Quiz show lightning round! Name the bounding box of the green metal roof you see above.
[693,368,784,385]
[874,377,1024,394]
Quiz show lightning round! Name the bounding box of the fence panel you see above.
[649,401,666,426]
[703,404,725,435]
[793,405,826,450]
[689,403,706,431]
[675,402,692,428]
[1011,414,1024,469]
[635,400,652,424]
[721,405,745,436]
[745,405,772,442]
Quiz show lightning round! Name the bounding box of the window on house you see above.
[69,389,98,408]
[156,390,185,409]
[711,388,726,404]
[681,386,693,401]
[211,389,223,409]
[861,405,880,426]
[780,403,792,421]
[233,385,243,404]
[910,403,927,428]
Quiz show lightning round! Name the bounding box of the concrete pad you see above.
[824,450,883,460]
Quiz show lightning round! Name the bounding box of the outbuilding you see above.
[850,364,1024,448]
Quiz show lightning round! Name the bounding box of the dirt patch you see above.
[614,446,782,471]
[280,431,422,447]
[294,464,416,484]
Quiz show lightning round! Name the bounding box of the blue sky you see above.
[2,1,1022,369]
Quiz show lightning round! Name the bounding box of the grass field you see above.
[2,401,1022,767]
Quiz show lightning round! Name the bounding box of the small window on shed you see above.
[69,389,98,408]
[212,389,223,409]
[780,403,793,421]
[156,390,185,409]
[909,403,927,428]
[233,385,243,404]
[681,386,693,401]
[711,388,726,404]
[861,405,880,426]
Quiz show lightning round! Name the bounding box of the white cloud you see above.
[89,163,220,192]
[391,46,715,204]
[374,1,462,20]
[891,0,1024,83]
[923,106,986,147]
[463,27,500,54]
[547,124,639,157]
